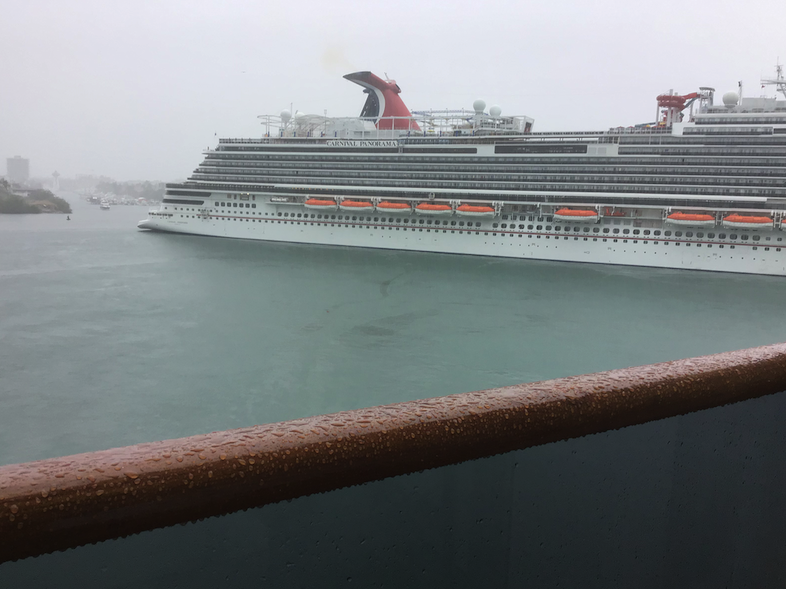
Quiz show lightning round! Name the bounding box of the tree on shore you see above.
[0,186,72,214]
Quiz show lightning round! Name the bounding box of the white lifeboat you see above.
[553,208,598,222]
[666,212,716,227]
[722,214,773,230]
[415,203,453,216]
[339,200,375,213]
[456,204,496,219]
[304,198,338,211]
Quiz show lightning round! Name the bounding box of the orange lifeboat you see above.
[456,204,496,219]
[415,203,453,216]
[304,198,337,211]
[553,208,598,222]
[722,214,773,229]
[339,200,374,212]
[377,201,412,214]
[666,212,716,227]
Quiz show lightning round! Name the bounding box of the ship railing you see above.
[2,343,786,564]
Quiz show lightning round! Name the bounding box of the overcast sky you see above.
[1,0,784,182]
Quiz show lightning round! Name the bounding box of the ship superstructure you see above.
[139,68,786,276]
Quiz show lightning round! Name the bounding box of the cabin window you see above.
[674,231,682,237]
[685,232,693,237]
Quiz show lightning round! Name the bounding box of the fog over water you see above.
[1,0,784,181]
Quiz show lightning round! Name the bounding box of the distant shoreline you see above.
[0,187,72,214]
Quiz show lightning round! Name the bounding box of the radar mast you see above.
[761,61,786,99]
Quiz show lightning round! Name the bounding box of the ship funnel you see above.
[343,71,420,131]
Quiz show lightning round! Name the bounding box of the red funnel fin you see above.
[343,71,420,131]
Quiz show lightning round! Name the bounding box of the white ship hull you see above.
[139,201,786,276]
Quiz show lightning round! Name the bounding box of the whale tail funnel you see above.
[343,71,420,131]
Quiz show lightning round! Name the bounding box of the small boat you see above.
[722,214,773,229]
[339,200,375,212]
[553,208,598,222]
[377,201,412,214]
[100,200,110,210]
[666,212,715,227]
[456,204,496,218]
[304,198,338,211]
[415,203,453,216]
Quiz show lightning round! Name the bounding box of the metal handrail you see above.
[3,343,786,563]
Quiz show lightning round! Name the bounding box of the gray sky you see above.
[2,0,784,182]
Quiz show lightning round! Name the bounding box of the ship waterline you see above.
[139,68,786,276]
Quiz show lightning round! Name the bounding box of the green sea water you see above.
[2,193,785,586]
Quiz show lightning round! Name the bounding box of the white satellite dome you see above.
[280,109,292,124]
[722,92,739,108]
[489,105,502,118]
[473,99,486,114]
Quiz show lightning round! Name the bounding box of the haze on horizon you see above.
[1,0,783,182]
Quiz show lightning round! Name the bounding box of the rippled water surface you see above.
[2,194,785,586]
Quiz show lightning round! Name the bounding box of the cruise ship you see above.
[138,67,786,276]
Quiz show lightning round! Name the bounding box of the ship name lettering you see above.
[326,140,398,148]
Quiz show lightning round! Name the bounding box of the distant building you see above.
[6,156,30,185]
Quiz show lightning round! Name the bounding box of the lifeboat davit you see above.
[377,201,412,214]
[666,212,716,227]
[456,204,496,218]
[304,198,338,211]
[553,208,598,222]
[722,214,773,230]
[415,203,453,216]
[339,200,374,212]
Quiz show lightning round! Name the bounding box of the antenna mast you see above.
[761,60,786,100]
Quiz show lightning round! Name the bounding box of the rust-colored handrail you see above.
[3,343,786,563]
